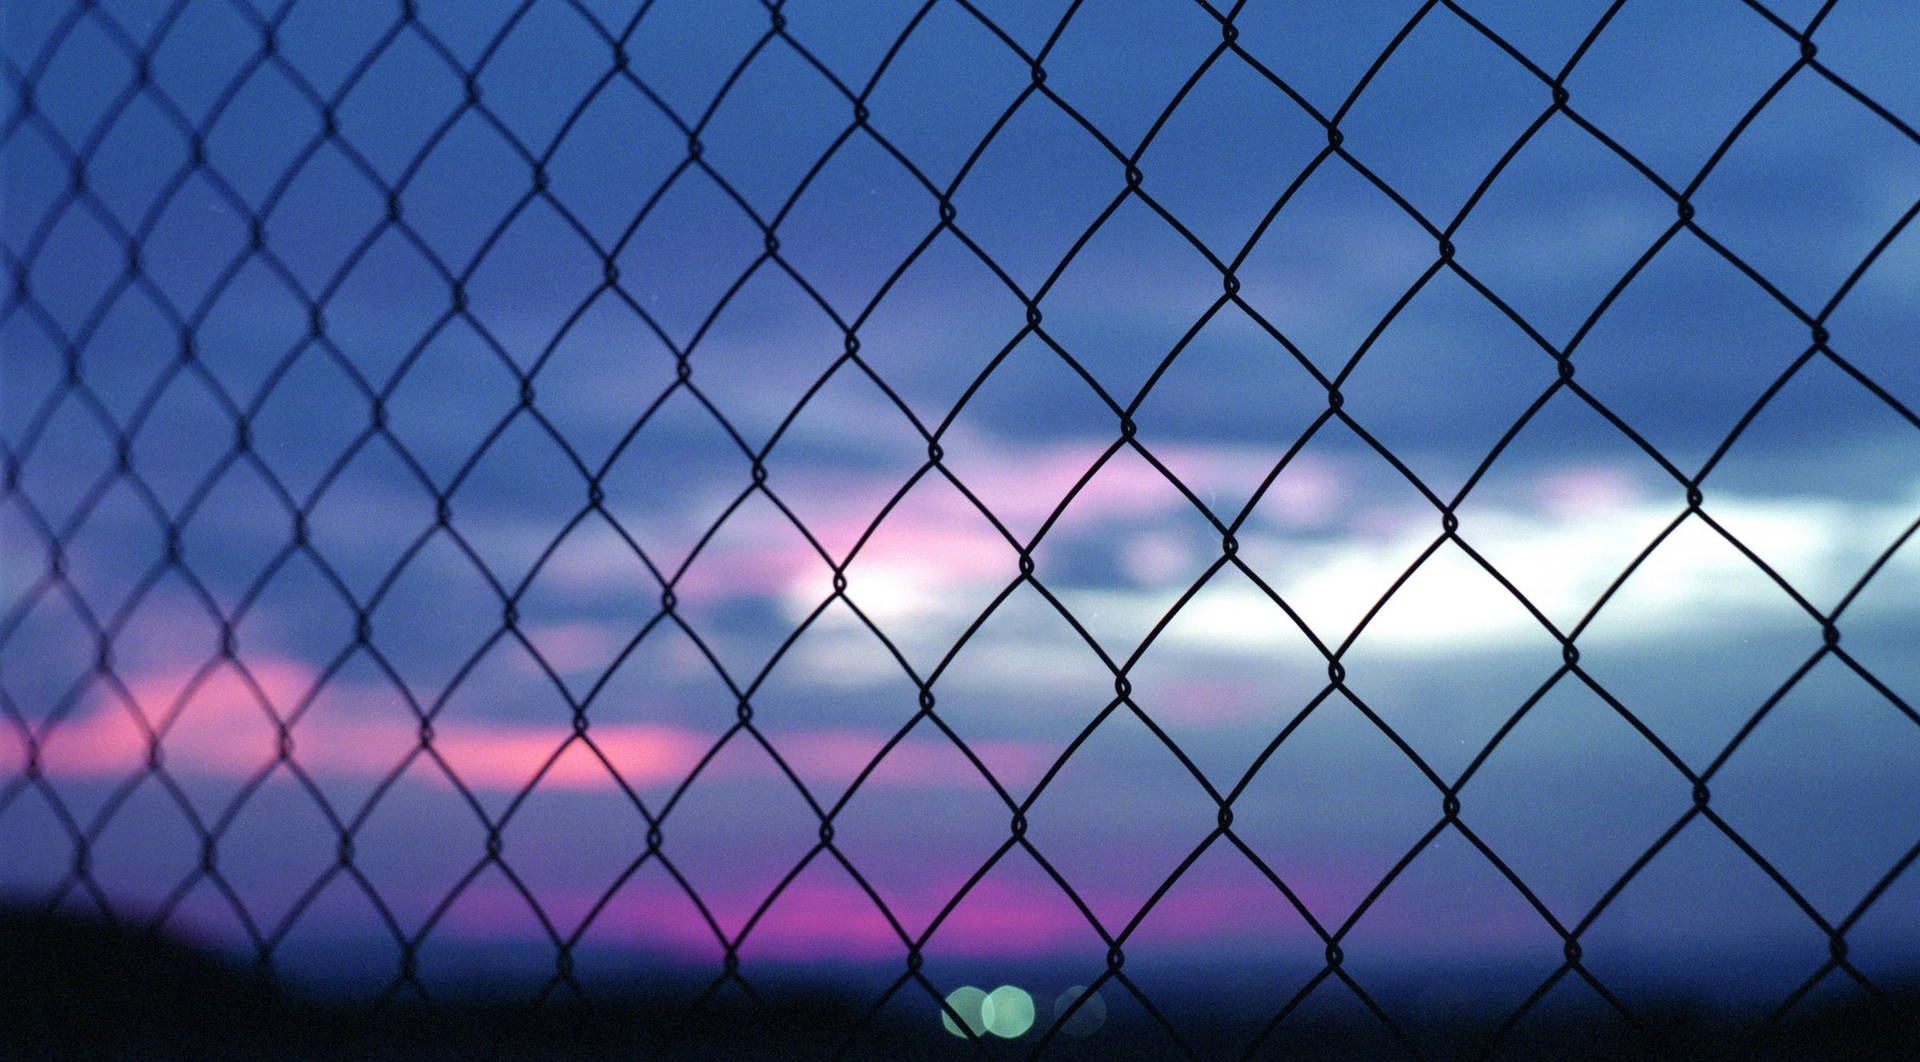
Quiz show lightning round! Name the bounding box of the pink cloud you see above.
[27,704,151,778]
[1136,676,1266,727]
[999,443,1181,532]
[17,655,1478,963]
[507,438,1349,633]
[662,440,1336,628]
[23,655,1054,797]
[420,863,1452,964]
[425,722,707,791]
[1535,463,1644,519]
[0,724,23,777]
[512,623,629,674]
[923,875,1102,957]
[31,658,315,777]
[442,872,1103,962]
[838,505,1018,584]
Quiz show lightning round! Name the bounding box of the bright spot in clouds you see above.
[761,449,1920,670]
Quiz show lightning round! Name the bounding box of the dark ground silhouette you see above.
[2,906,1915,1060]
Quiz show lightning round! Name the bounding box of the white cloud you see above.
[791,467,1919,680]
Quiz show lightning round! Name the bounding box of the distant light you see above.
[983,985,1035,1038]
[940,985,988,1038]
[1055,985,1107,1037]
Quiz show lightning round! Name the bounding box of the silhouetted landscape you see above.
[4,907,1915,1060]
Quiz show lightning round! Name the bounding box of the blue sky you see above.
[4,0,1919,1033]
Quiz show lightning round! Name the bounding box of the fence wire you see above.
[4,0,1919,1058]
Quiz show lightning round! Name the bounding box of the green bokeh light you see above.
[1055,985,1107,1037]
[984,985,1035,1038]
[940,986,988,1038]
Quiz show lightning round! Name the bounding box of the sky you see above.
[3,0,1919,1042]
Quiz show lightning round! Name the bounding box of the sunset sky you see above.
[3,0,1918,1034]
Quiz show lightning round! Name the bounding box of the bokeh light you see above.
[939,985,988,1038]
[1055,985,1108,1037]
[983,984,1036,1038]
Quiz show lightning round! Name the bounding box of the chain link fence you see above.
[4,0,1919,1057]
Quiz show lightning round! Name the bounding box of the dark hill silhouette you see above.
[2,905,1915,1060]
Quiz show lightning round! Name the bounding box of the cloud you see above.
[17,453,1910,803]
[1140,478,1920,657]
[13,654,1053,795]
[805,455,1920,676]
[372,842,1560,963]
[436,866,1284,961]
